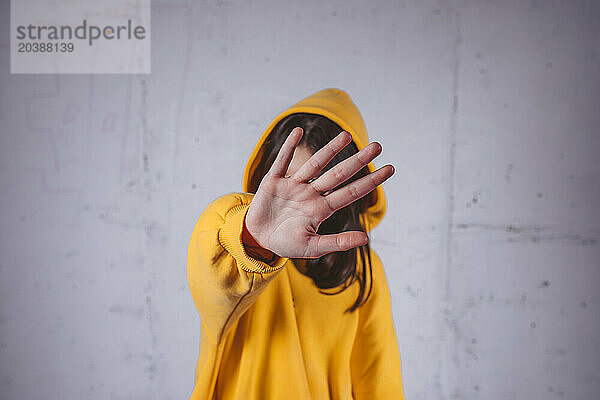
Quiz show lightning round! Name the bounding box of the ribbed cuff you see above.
[218,204,289,274]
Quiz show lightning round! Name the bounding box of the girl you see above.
[187,88,405,399]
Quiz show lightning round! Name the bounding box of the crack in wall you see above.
[438,5,463,400]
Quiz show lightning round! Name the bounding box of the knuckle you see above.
[308,158,322,171]
[290,175,303,184]
[336,235,343,249]
[348,185,360,200]
[332,167,346,181]
[310,180,322,192]
[323,197,335,214]
[356,151,370,164]
[325,143,338,155]
[368,173,378,185]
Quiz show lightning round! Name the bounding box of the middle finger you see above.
[290,131,352,183]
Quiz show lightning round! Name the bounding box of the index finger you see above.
[268,127,304,177]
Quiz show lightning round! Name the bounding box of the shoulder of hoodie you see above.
[193,192,253,229]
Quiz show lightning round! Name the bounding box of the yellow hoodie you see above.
[187,88,405,399]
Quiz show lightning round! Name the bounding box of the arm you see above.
[188,127,395,345]
[187,192,289,344]
[350,250,406,399]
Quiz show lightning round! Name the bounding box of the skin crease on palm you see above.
[245,127,395,259]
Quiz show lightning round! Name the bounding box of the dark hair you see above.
[247,112,376,313]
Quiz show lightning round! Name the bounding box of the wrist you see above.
[242,219,278,265]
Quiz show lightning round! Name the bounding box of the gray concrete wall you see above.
[1,0,599,399]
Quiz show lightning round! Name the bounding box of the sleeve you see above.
[350,249,406,399]
[186,192,289,345]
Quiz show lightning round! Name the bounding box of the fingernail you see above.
[372,142,382,153]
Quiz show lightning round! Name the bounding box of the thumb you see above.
[309,231,369,257]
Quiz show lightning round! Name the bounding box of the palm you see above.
[248,173,333,258]
[245,127,394,259]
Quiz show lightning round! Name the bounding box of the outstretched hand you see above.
[244,127,394,259]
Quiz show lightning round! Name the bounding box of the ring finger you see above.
[311,141,382,194]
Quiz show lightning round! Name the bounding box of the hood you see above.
[242,87,387,231]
